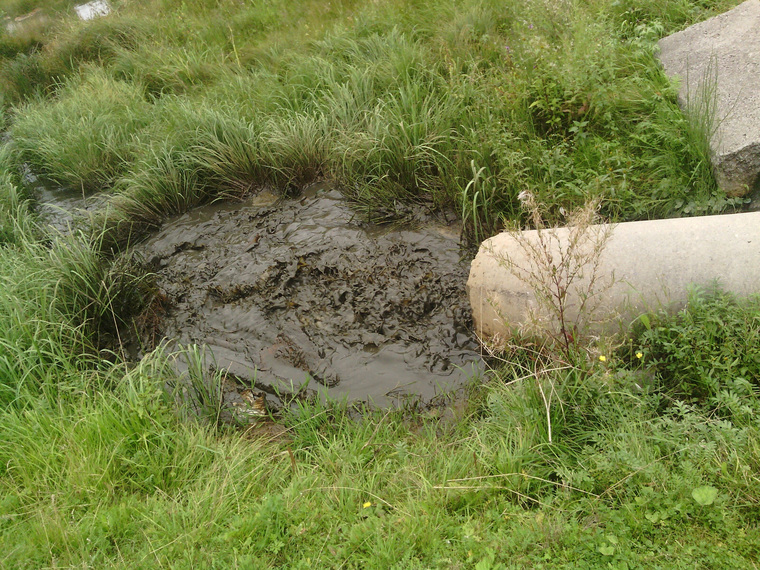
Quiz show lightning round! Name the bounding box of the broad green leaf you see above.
[692,485,718,506]
[598,545,615,556]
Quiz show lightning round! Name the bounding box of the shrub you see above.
[634,289,760,418]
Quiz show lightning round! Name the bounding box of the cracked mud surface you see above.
[134,184,484,407]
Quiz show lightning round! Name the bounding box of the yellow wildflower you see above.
[362,501,372,508]
[599,355,607,362]
[636,352,643,359]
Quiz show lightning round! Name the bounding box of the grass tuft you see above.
[11,69,151,192]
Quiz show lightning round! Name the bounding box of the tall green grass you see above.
[2,343,758,567]
[11,70,151,192]
[0,227,149,406]
[3,0,746,241]
[0,9,151,104]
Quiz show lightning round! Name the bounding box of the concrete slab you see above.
[468,212,760,341]
[658,0,760,197]
[74,0,111,21]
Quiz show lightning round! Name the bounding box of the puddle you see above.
[4,8,47,33]
[134,184,484,409]
[34,186,110,233]
[32,180,485,412]
[26,169,109,233]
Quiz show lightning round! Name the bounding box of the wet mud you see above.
[133,184,484,409]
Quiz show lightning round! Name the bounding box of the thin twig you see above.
[597,447,690,501]
[445,473,600,497]
[361,409,393,450]
[301,486,411,518]
[536,377,552,443]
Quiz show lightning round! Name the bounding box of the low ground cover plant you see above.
[633,289,760,419]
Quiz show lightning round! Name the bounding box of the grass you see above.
[1,329,759,567]
[11,69,151,192]
[1,0,759,567]
[1,0,748,236]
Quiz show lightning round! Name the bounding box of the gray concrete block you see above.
[468,212,760,341]
[658,0,760,197]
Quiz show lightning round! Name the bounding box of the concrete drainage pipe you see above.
[467,211,760,341]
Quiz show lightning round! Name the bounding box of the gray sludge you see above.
[134,185,484,409]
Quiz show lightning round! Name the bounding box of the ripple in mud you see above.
[134,184,484,408]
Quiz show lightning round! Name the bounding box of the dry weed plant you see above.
[479,193,618,442]
[493,191,617,361]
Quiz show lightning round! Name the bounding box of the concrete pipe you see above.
[467,211,760,341]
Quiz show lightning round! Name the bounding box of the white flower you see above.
[517,190,532,204]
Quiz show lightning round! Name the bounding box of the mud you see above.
[133,184,484,409]
[26,167,109,234]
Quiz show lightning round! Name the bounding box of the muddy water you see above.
[25,166,109,234]
[34,186,110,233]
[134,184,484,408]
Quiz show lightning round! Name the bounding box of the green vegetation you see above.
[1,0,747,232]
[1,0,759,567]
[12,69,150,191]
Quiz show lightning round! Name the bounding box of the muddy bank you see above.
[134,184,484,409]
